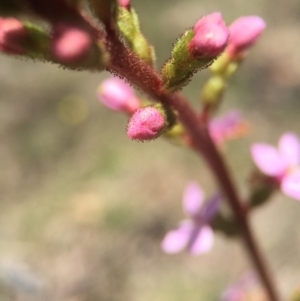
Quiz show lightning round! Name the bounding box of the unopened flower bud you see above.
[194,12,224,32]
[0,17,27,54]
[189,13,229,58]
[201,75,226,107]
[52,23,92,63]
[118,0,130,9]
[228,16,266,55]
[127,106,165,141]
[161,12,229,91]
[117,7,155,65]
[97,77,140,113]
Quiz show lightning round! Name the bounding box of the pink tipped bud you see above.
[0,18,27,54]
[127,106,165,141]
[228,16,266,55]
[189,13,229,58]
[118,0,131,8]
[194,12,224,32]
[97,77,140,113]
[52,23,92,63]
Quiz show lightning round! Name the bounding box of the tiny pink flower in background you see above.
[161,182,220,255]
[52,23,92,63]
[209,110,250,145]
[221,273,266,301]
[251,132,300,201]
[189,12,229,58]
[97,77,140,113]
[127,106,165,141]
[227,16,266,56]
[0,17,27,54]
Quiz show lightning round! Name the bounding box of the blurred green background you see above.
[1,0,300,300]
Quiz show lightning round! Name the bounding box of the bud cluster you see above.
[200,16,266,115]
[0,0,114,69]
[97,77,177,141]
[2,1,292,301]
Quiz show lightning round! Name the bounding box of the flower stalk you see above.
[106,32,281,301]
[0,3,282,300]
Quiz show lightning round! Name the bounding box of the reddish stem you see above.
[105,35,281,301]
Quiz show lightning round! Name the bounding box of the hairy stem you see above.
[200,133,281,301]
[106,35,281,301]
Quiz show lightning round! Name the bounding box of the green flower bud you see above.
[201,75,226,108]
[117,7,155,65]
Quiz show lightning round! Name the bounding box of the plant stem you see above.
[200,134,281,301]
[107,36,281,301]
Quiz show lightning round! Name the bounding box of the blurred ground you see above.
[1,0,300,300]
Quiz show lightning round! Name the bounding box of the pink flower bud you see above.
[97,77,140,113]
[118,0,131,8]
[228,16,266,55]
[0,18,27,54]
[52,23,92,63]
[194,12,224,32]
[189,12,229,58]
[127,106,165,141]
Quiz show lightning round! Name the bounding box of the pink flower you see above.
[209,110,249,145]
[127,106,165,141]
[0,17,27,54]
[251,133,300,201]
[52,23,92,63]
[227,16,266,56]
[161,183,220,255]
[97,77,140,113]
[189,12,229,58]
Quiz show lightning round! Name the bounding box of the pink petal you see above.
[183,182,204,217]
[251,143,287,176]
[278,132,300,167]
[209,111,242,143]
[161,220,192,254]
[201,193,221,221]
[281,169,300,201]
[187,225,214,255]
